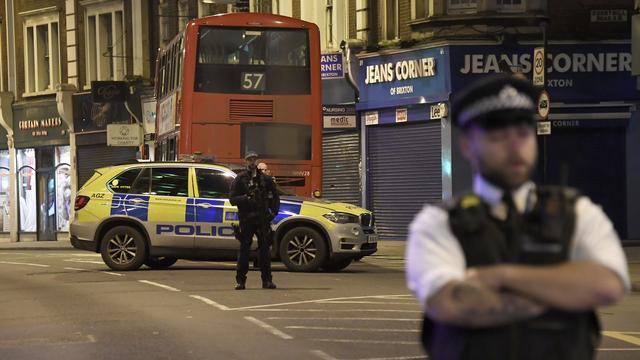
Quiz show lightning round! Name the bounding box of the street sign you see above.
[537,90,550,119]
[533,47,545,87]
[537,121,551,135]
[92,81,128,102]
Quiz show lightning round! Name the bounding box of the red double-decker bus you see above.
[154,13,321,197]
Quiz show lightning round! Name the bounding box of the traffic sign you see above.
[533,47,545,87]
[537,90,550,119]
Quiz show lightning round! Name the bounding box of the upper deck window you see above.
[195,27,310,95]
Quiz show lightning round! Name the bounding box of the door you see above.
[193,167,238,250]
[36,148,56,241]
[146,167,194,249]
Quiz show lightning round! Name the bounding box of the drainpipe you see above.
[339,39,364,102]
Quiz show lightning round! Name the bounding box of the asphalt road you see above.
[0,250,639,360]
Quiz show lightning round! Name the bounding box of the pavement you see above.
[1,237,638,291]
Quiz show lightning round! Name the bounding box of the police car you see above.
[70,162,377,272]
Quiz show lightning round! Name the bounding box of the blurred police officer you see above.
[406,74,629,360]
[230,151,280,290]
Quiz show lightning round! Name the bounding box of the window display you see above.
[0,150,9,232]
[18,148,36,232]
[55,146,71,231]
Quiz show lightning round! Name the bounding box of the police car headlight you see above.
[323,212,359,224]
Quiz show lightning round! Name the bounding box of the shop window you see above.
[0,150,9,232]
[196,169,233,199]
[108,168,142,193]
[23,13,60,95]
[55,146,71,232]
[18,149,36,232]
[84,1,125,88]
[150,168,189,197]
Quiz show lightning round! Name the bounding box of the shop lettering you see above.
[390,85,414,95]
[459,52,631,74]
[156,224,235,237]
[553,120,580,127]
[365,57,436,84]
[19,117,62,130]
[547,79,573,87]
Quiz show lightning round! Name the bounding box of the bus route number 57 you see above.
[241,72,265,91]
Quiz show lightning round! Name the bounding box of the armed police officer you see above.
[230,151,280,290]
[406,75,629,360]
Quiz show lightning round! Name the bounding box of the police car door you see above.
[147,167,194,249]
[193,168,238,250]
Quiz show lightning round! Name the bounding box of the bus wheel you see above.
[279,227,327,272]
[322,257,353,272]
[100,226,147,271]
[144,256,178,269]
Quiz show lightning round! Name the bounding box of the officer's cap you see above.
[244,151,259,160]
[451,74,540,130]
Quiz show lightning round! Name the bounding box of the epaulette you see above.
[445,193,487,234]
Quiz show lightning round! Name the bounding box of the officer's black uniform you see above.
[421,75,599,360]
[229,155,280,290]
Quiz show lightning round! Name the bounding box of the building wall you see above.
[549,0,632,40]
[0,2,7,91]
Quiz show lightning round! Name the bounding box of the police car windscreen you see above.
[195,27,310,95]
[241,123,311,161]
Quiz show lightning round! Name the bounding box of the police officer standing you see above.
[406,75,630,360]
[230,151,280,290]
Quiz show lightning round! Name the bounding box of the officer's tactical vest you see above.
[422,186,600,360]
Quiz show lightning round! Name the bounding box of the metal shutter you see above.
[322,131,361,206]
[77,145,138,187]
[367,121,442,240]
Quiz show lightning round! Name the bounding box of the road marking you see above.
[0,252,29,255]
[318,301,417,305]
[64,267,86,271]
[599,348,640,351]
[103,271,124,277]
[286,326,419,332]
[266,317,420,322]
[138,280,181,292]
[245,309,421,313]
[244,316,293,340]
[64,259,104,265]
[0,261,50,268]
[310,350,338,360]
[315,338,421,345]
[352,356,427,360]
[189,295,231,311]
[231,294,414,311]
[603,331,640,346]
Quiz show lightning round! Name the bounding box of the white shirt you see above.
[406,175,631,310]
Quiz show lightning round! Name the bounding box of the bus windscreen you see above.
[195,27,310,95]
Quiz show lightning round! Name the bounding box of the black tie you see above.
[502,192,521,261]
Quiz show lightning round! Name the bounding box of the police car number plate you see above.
[367,235,378,243]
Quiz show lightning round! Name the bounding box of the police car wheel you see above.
[100,226,148,271]
[144,257,178,269]
[279,227,328,272]
[321,257,353,272]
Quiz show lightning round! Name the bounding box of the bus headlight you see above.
[323,212,359,224]
[313,190,321,198]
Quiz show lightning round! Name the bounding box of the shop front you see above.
[0,128,9,236]
[13,99,71,241]
[73,93,138,186]
[449,41,639,240]
[357,46,451,240]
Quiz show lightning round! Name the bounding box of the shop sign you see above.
[430,103,448,120]
[158,94,177,136]
[364,111,379,126]
[321,53,344,79]
[395,108,407,123]
[92,81,128,102]
[73,92,130,132]
[322,105,356,128]
[13,100,69,147]
[590,9,627,23]
[358,47,449,109]
[107,124,142,146]
[142,99,157,135]
[450,43,637,102]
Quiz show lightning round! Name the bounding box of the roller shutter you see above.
[322,131,361,206]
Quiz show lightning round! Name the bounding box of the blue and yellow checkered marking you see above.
[111,194,149,221]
